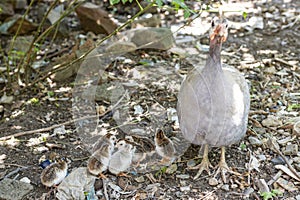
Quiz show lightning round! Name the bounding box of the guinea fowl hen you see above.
[177,17,250,182]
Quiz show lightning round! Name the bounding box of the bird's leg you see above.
[189,144,212,180]
[214,146,241,183]
[98,173,107,179]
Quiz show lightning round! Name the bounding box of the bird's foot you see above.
[98,173,107,179]
[214,160,240,183]
[189,158,212,180]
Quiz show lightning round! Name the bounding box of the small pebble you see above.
[243,187,254,196]
[231,184,238,189]
[187,160,196,168]
[248,136,262,146]
[134,176,145,183]
[221,184,229,191]
[283,144,298,156]
[258,154,266,161]
[20,177,31,184]
[208,178,218,186]
[180,185,190,192]
[176,174,190,179]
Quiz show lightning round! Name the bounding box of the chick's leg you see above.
[214,146,240,183]
[189,144,212,180]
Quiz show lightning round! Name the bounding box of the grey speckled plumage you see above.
[177,17,250,181]
[177,23,250,148]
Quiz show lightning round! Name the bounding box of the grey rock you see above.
[283,144,298,156]
[208,177,218,186]
[257,154,266,161]
[248,136,262,146]
[262,115,282,127]
[271,156,285,165]
[130,28,175,50]
[243,187,254,196]
[221,184,230,191]
[256,179,269,193]
[180,185,190,192]
[0,178,33,200]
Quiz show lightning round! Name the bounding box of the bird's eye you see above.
[211,20,215,28]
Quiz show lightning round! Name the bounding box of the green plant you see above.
[240,142,247,151]
[155,166,167,177]
[260,189,282,200]
[29,97,39,105]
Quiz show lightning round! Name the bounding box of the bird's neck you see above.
[208,39,222,69]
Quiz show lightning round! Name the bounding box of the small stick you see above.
[102,179,109,200]
[4,166,29,179]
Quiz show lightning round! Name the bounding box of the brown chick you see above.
[87,143,114,178]
[154,129,176,165]
[40,158,68,187]
[125,135,155,166]
[108,140,134,176]
[91,133,117,153]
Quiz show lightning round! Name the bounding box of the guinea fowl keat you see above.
[177,17,250,182]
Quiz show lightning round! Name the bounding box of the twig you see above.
[102,179,109,200]
[3,163,28,168]
[274,58,298,69]
[4,166,29,179]
[0,90,128,141]
[269,138,300,180]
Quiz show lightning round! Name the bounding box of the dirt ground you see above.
[0,0,300,199]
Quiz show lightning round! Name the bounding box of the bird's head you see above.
[209,17,228,43]
[105,133,117,145]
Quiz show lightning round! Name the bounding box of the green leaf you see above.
[240,142,246,151]
[287,104,300,111]
[242,11,248,20]
[29,97,39,104]
[183,9,191,18]
[110,0,120,5]
[121,0,128,4]
[260,191,276,200]
[47,91,54,97]
[155,0,163,7]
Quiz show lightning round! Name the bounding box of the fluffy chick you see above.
[109,140,134,176]
[125,135,155,165]
[92,133,117,153]
[87,143,114,178]
[40,158,68,187]
[154,129,176,165]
